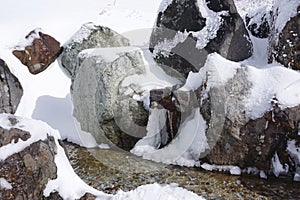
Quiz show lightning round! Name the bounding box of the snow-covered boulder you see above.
[0,114,110,200]
[200,54,300,178]
[0,59,23,114]
[268,0,300,70]
[245,6,272,38]
[149,0,253,77]
[61,23,130,76]
[12,29,62,75]
[0,115,57,199]
[71,47,148,150]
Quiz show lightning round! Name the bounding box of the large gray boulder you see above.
[0,59,23,114]
[268,1,300,70]
[71,47,148,150]
[61,22,130,76]
[149,0,253,77]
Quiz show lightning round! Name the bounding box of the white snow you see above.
[201,163,241,175]
[98,143,110,150]
[194,0,227,49]
[111,183,204,200]
[195,53,300,120]
[271,152,288,177]
[234,0,275,18]
[0,178,13,190]
[14,28,42,50]
[132,108,208,167]
[259,170,267,179]
[273,0,299,35]
[44,134,111,200]
[287,140,300,181]
[78,46,141,63]
[157,0,173,13]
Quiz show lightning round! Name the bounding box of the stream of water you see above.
[64,142,300,200]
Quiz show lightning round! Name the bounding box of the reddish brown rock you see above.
[0,124,57,200]
[206,99,300,174]
[13,30,62,74]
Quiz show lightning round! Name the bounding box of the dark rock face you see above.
[0,59,23,114]
[245,8,271,38]
[150,0,252,77]
[0,125,57,200]
[61,23,130,76]
[207,102,300,173]
[268,5,300,70]
[13,29,62,75]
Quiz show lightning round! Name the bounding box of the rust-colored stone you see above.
[13,30,62,74]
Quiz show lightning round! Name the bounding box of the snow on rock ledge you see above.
[60,22,130,77]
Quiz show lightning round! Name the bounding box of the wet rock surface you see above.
[13,29,62,75]
[64,142,300,200]
[0,126,57,200]
[0,59,23,114]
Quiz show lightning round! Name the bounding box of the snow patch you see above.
[287,140,300,181]
[14,28,43,50]
[273,0,299,34]
[271,152,288,177]
[63,22,96,48]
[111,183,205,200]
[78,46,141,63]
[98,143,110,149]
[194,0,227,49]
[199,53,300,120]
[0,114,60,161]
[157,0,173,13]
[132,108,208,167]
[0,178,13,190]
[201,163,241,175]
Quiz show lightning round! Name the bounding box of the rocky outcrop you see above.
[245,7,272,38]
[72,47,148,150]
[0,59,23,114]
[61,23,130,76]
[13,29,62,74]
[150,0,252,77]
[0,118,57,200]
[268,1,300,70]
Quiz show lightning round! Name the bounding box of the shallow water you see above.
[64,142,300,200]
